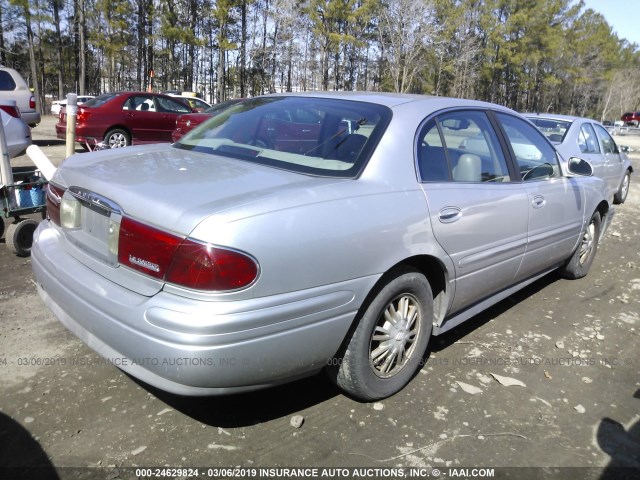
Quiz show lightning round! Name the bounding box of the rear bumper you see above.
[32,221,364,395]
[23,111,41,127]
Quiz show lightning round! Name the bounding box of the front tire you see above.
[613,171,630,205]
[561,211,601,279]
[104,128,130,148]
[329,267,433,401]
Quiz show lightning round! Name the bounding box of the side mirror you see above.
[567,157,593,176]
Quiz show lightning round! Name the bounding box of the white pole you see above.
[26,145,57,181]
[65,93,77,159]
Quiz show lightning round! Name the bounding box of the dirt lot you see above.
[0,117,639,479]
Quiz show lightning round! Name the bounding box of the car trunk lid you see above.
[51,144,337,295]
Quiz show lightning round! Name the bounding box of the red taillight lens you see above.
[118,217,258,291]
[29,95,36,109]
[46,184,65,226]
[77,108,90,123]
[0,105,20,118]
[118,217,182,279]
[166,240,258,291]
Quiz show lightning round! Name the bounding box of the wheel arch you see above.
[341,254,450,348]
[595,200,610,240]
[391,255,449,326]
[103,125,132,141]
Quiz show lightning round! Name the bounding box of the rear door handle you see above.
[439,207,462,223]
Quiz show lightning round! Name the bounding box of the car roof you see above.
[266,91,516,112]
[524,112,602,125]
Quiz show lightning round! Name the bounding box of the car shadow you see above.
[597,389,640,479]
[32,139,65,147]
[129,371,341,428]
[0,412,59,480]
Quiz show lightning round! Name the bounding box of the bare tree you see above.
[377,0,435,93]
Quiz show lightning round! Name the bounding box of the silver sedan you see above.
[526,113,633,205]
[32,93,612,400]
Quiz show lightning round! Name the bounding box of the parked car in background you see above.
[526,113,633,204]
[171,98,244,142]
[0,99,32,157]
[0,67,41,127]
[621,111,640,127]
[168,95,211,112]
[34,93,612,401]
[56,92,194,148]
[50,95,94,116]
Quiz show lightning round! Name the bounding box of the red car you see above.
[56,92,194,148]
[171,98,244,142]
[621,111,640,127]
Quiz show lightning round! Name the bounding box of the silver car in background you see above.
[0,99,32,158]
[0,67,41,128]
[32,93,612,400]
[526,114,633,204]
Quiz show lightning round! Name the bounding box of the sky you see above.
[581,0,640,46]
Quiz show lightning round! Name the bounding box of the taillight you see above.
[46,184,65,226]
[29,95,36,109]
[117,217,258,291]
[77,108,90,123]
[118,217,182,279]
[166,239,259,291]
[0,104,20,118]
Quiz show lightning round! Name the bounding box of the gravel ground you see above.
[0,116,638,480]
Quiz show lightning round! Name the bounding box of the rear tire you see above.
[104,128,130,148]
[6,218,39,257]
[613,171,630,205]
[561,211,601,279]
[328,267,433,401]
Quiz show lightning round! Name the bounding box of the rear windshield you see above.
[173,96,391,178]
[82,93,118,108]
[527,117,572,143]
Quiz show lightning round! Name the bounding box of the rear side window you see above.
[578,123,600,154]
[593,124,618,154]
[124,95,156,111]
[417,110,511,183]
[156,97,192,113]
[0,71,16,91]
[496,113,560,182]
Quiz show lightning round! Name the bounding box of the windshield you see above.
[173,96,391,178]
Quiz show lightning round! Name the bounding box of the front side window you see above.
[578,123,600,154]
[592,124,618,154]
[496,113,560,182]
[417,110,511,183]
[175,96,391,178]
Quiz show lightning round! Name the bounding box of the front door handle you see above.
[532,195,545,209]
